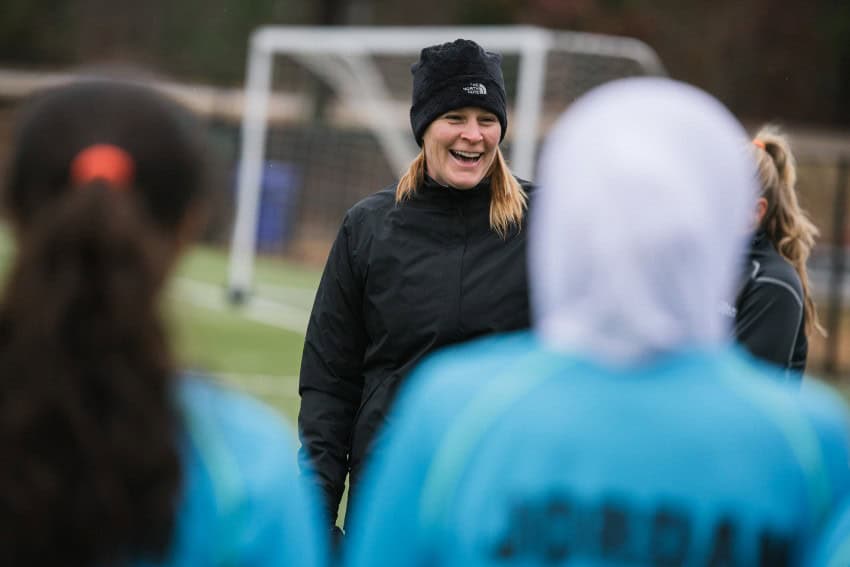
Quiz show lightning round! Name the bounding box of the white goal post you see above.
[227,25,665,303]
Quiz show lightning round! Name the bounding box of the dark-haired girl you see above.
[0,79,326,567]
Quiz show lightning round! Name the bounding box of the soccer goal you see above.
[227,25,665,303]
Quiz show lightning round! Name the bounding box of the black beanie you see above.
[410,39,508,147]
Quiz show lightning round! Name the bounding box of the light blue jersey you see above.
[808,497,850,566]
[346,331,850,567]
[138,374,327,567]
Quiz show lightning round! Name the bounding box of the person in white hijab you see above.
[343,78,850,567]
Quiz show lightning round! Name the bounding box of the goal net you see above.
[228,26,665,302]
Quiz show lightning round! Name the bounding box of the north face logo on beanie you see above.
[462,83,487,95]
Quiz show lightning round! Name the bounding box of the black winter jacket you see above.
[297,176,533,526]
[734,232,807,378]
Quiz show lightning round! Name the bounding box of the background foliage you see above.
[1,0,848,127]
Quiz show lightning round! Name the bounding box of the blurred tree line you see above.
[1,0,848,126]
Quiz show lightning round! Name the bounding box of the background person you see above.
[344,78,850,567]
[733,125,825,378]
[0,79,327,567]
[297,38,533,534]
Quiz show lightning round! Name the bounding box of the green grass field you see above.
[167,247,320,420]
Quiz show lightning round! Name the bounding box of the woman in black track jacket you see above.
[734,126,824,379]
[297,39,534,535]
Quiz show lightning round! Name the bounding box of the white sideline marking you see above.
[216,373,300,399]
[255,282,316,307]
[172,277,311,335]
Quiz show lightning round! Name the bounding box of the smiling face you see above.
[423,107,501,189]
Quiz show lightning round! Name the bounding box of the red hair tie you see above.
[752,139,766,150]
[70,144,135,189]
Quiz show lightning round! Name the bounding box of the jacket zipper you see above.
[455,206,467,340]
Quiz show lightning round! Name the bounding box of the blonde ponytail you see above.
[395,148,527,238]
[753,125,825,337]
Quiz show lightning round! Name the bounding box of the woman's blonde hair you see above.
[395,147,527,238]
[753,125,825,337]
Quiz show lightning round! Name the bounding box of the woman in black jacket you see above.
[734,126,824,378]
[297,39,533,535]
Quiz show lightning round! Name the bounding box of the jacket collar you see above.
[410,175,492,209]
[750,230,772,253]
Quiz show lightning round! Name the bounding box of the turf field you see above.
[169,247,320,420]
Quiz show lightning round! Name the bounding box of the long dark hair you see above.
[0,80,208,566]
